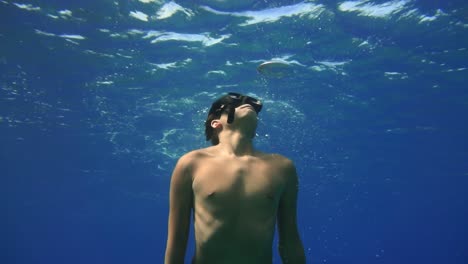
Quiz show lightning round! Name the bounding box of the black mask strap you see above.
[227,105,235,124]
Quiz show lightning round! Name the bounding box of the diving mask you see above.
[208,92,262,123]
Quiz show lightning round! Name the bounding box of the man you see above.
[165,92,305,264]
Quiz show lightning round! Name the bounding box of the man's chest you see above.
[192,157,285,207]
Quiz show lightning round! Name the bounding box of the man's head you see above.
[205,92,262,145]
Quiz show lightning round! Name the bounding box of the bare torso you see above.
[188,147,290,264]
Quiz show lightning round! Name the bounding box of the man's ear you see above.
[211,119,222,129]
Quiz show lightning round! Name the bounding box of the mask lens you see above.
[245,97,262,112]
[245,97,258,105]
[226,92,262,113]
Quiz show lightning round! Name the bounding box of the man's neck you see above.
[217,131,255,157]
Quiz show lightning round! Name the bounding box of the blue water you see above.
[2,0,467,263]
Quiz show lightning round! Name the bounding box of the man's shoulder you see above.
[178,146,217,164]
[258,152,294,166]
[263,153,298,183]
[172,148,214,177]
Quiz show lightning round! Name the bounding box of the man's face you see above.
[231,103,259,124]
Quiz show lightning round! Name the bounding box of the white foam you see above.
[34,31,84,43]
[151,62,179,70]
[338,0,408,18]
[201,2,325,26]
[418,9,446,23]
[13,3,41,11]
[358,40,370,47]
[397,8,447,24]
[268,55,306,67]
[96,81,114,85]
[206,70,227,77]
[129,10,149,21]
[310,60,350,72]
[63,39,80,45]
[143,31,231,46]
[47,9,74,20]
[419,14,437,23]
[128,29,145,35]
[455,22,468,28]
[384,72,401,75]
[35,29,56,37]
[149,58,192,70]
[59,34,86,40]
[318,60,350,68]
[384,71,408,79]
[443,68,468,72]
[215,84,239,89]
[156,1,194,19]
[59,9,73,17]
[47,14,59,19]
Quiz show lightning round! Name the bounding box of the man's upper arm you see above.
[277,158,306,263]
[278,159,299,238]
[165,154,194,264]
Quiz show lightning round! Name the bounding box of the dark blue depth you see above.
[2,0,468,263]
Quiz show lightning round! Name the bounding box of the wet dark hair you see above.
[204,92,262,145]
[204,95,232,145]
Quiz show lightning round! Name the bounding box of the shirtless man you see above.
[165,92,305,264]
